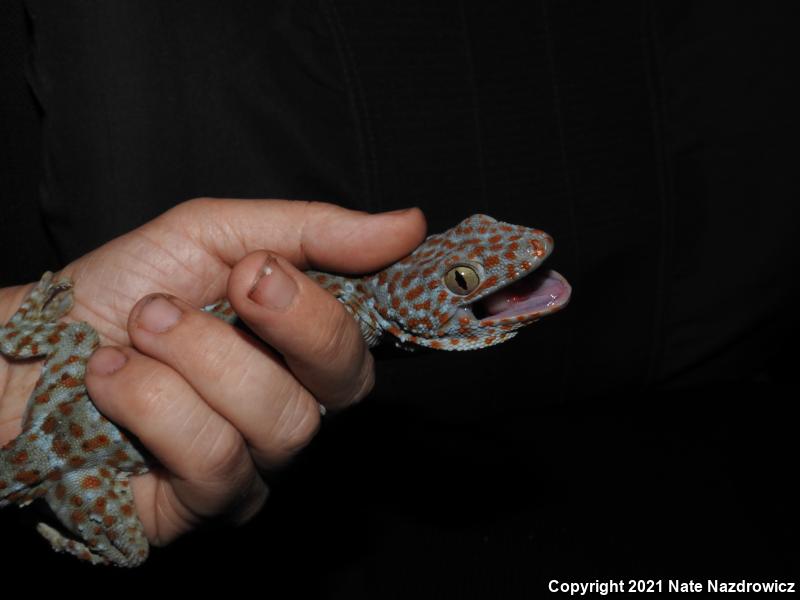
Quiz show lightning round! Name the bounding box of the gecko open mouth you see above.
[472,268,571,321]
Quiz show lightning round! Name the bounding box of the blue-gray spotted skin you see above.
[0,214,570,566]
[307,214,571,350]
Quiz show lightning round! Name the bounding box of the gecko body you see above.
[0,214,570,566]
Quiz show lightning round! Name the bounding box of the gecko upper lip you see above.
[471,268,571,321]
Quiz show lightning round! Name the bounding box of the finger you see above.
[84,346,268,528]
[158,200,427,272]
[125,293,322,466]
[60,202,425,347]
[227,251,374,409]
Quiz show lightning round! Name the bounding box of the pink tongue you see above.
[482,269,567,316]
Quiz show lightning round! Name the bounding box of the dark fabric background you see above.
[1,0,798,595]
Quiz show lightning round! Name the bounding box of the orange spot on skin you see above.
[401,274,417,289]
[59,374,80,388]
[483,254,500,269]
[94,497,107,513]
[47,470,63,481]
[437,291,449,303]
[531,239,545,257]
[69,422,84,438]
[14,470,40,485]
[55,484,67,500]
[103,515,118,527]
[68,456,87,468]
[120,504,134,517]
[35,393,49,405]
[82,435,111,452]
[52,438,71,457]
[82,475,102,489]
[71,495,84,507]
[413,299,432,311]
[427,279,439,290]
[11,451,28,465]
[0,481,8,490]
[73,331,86,345]
[520,261,532,271]
[429,341,442,350]
[71,510,87,525]
[449,338,460,346]
[58,403,74,416]
[391,297,401,310]
[405,285,425,302]
[485,337,495,345]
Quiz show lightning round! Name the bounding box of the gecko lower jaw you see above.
[471,268,571,321]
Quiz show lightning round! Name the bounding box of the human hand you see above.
[0,198,425,548]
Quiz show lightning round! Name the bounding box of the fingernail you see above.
[137,295,183,333]
[249,256,298,309]
[88,347,128,376]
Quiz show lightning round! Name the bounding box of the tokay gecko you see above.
[0,214,570,566]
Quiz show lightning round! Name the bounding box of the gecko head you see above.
[369,214,571,350]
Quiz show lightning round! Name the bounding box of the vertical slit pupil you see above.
[455,270,468,291]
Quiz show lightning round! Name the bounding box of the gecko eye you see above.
[444,265,480,295]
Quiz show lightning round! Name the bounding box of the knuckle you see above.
[118,367,179,423]
[351,350,376,404]
[308,302,359,364]
[262,387,321,464]
[193,424,250,482]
